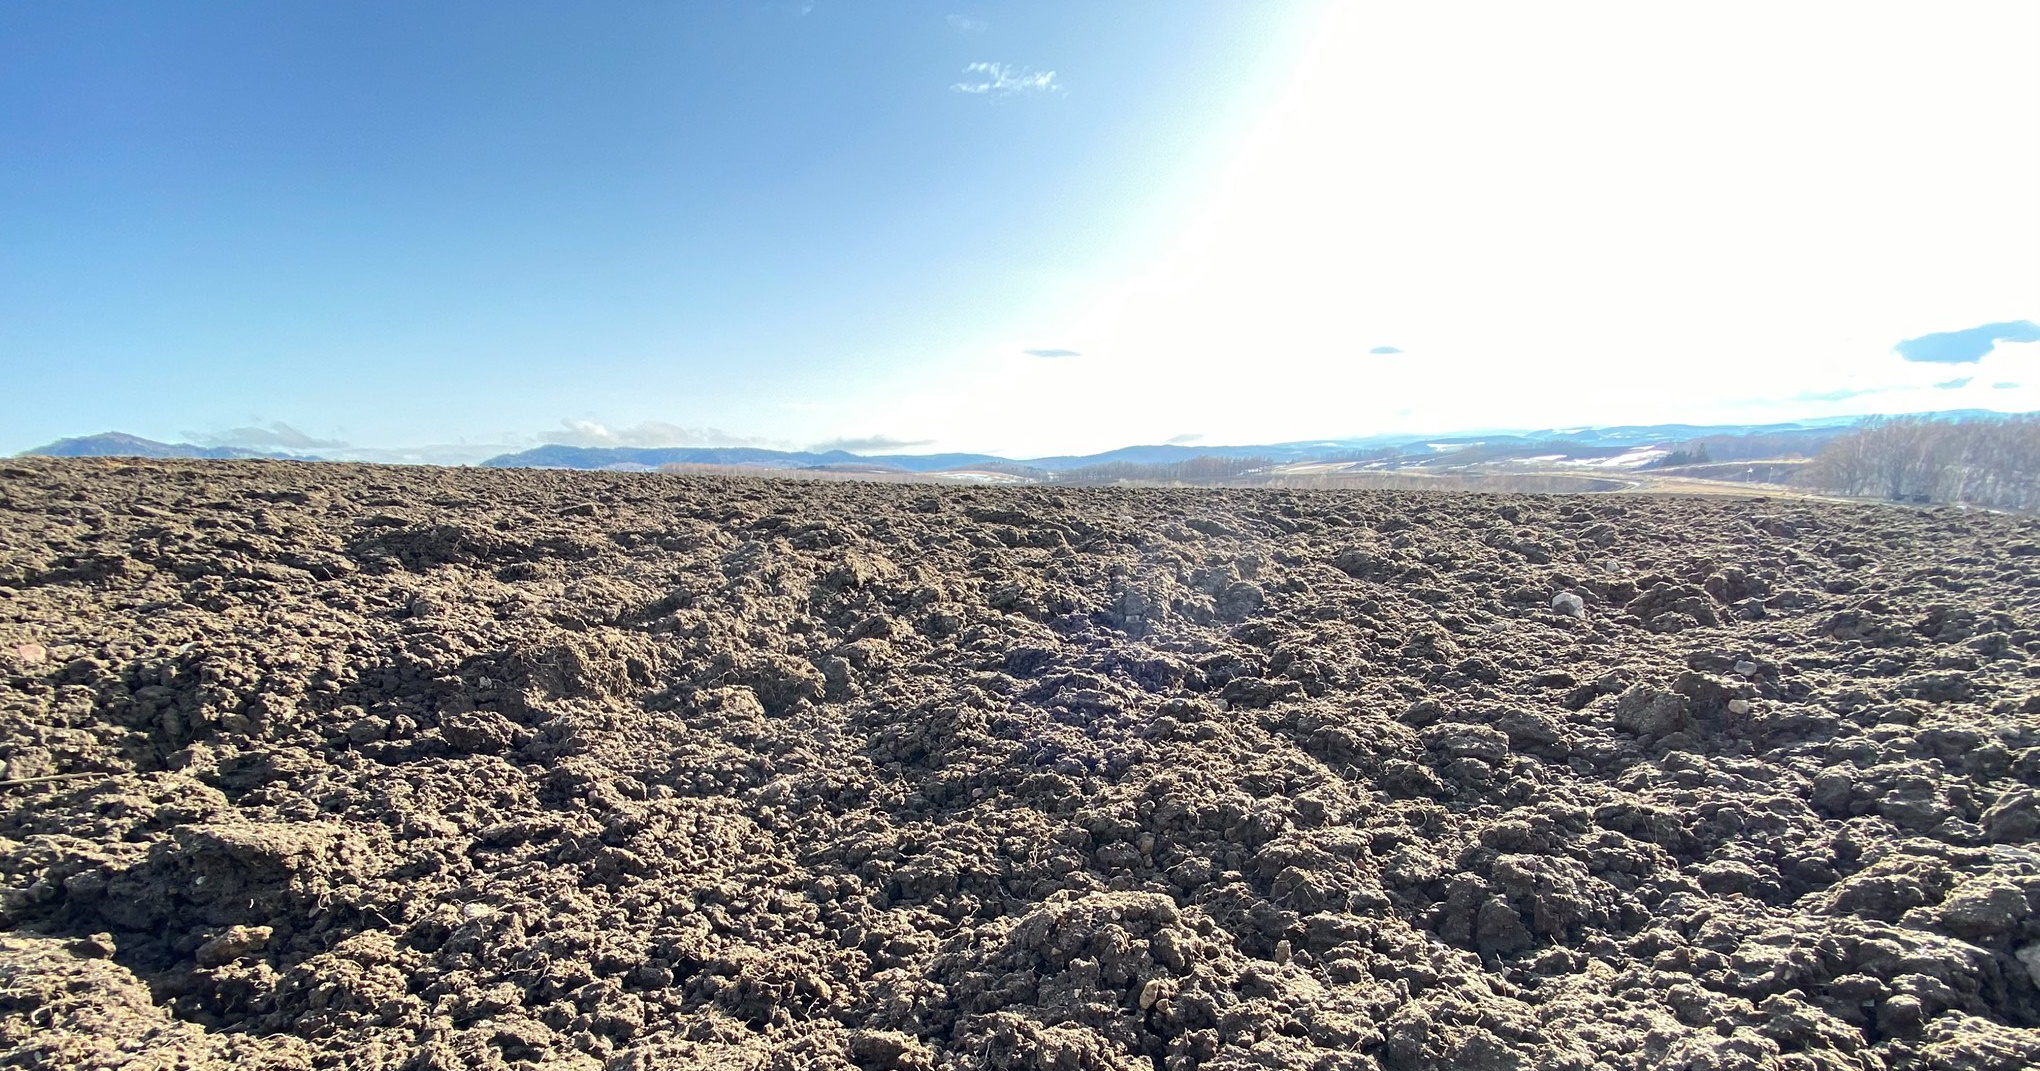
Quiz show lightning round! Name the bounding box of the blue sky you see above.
[3,1,2037,461]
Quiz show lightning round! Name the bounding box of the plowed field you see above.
[3,459,2039,1070]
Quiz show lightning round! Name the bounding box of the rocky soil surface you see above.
[3,458,2040,1070]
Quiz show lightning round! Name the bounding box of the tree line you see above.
[1798,414,2040,511]
[1051,455,1272,486]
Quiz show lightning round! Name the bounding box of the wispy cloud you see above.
[543,420,764,449]
[1166,433,1204,445]
[324,443,517,466]
[1934,376,1974,390]
[1368,345,1403,355]
[1894,320,2040,364]
[1791,386,1895,403]
[811,435,935,454]
[184,421,347,451]
[953,62,1059,97]
[1023,347,1081,358]
[946,14,987,33]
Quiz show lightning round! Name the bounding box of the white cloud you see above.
[946,14,987,33]
[322,443,521,466]
[542,420,764,449]
[184,421,348,451]
[811,435,936,453]
[952,62,1059,97]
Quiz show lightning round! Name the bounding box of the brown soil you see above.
[3,457,2039,1071]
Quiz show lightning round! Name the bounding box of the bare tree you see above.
[1053,456,1272,486]
[1800,414,2040,510]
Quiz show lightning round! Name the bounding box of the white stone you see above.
[2017,943,2040,988]
[1552,592,1586,617]
[1727,699,1753,715]
[1139,978,1167,1010]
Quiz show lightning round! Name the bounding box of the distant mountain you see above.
[21,410,2031,472]
[18,432,300,461]
[476,445,1010,472]
[1406,417,1878,449]
[1021,443,1341,469]
[475,417,1933,473]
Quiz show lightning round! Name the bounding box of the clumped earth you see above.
[3,458,2040,1071]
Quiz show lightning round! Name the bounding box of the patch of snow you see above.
[932,471,1034,485]
[1562,448,1667,469]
